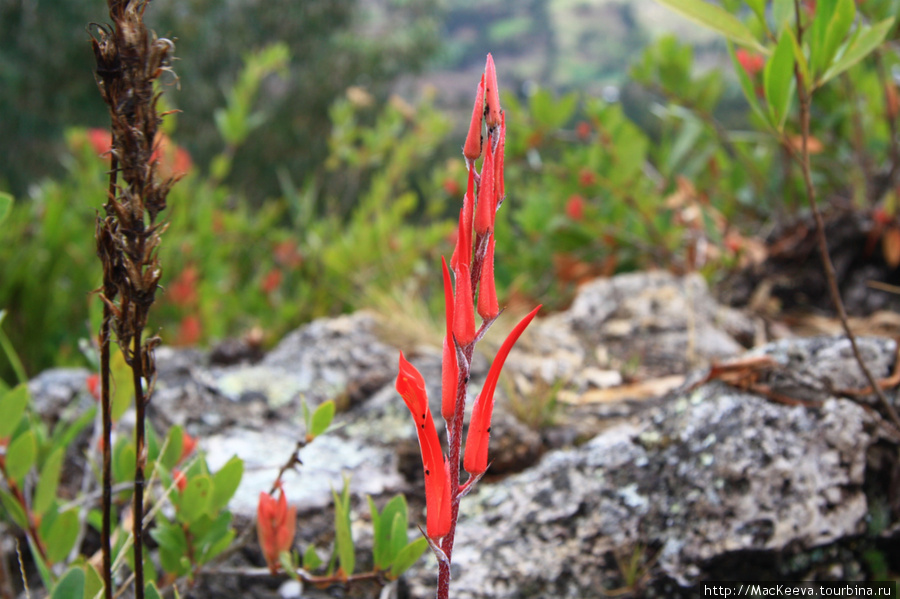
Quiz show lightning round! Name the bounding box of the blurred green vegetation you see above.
[2,1,900,385]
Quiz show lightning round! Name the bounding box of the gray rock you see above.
[406,337,900,598]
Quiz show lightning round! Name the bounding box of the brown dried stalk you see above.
[90,2,177,597]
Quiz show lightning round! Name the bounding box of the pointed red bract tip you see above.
[463,74,485,162]
[450,169,475,272]
[463,305,541,476]
[397,351,429,418]
[256,482,297,574]
[474,140,495,236]
[396,352,452,539]
[452,262,476,347]
[477,236,499,321]
[484,54,501,131]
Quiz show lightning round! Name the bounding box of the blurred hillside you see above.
[0,0,714,202]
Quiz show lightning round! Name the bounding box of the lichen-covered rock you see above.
[406,337,900,598]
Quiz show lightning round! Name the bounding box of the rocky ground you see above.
[13,267,900,598]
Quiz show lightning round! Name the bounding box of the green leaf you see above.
[144,582,163,599]
[309,400,335,439]
[0,488,28,528]
[51,567,85,599]
[159,425,184,471]
[820,18,895,85]
[375,494,408,569]
[210,455,243,512]
[0,384,29,438]
[786,27,812,94]
[200,529,234,565]
[728,42,767,124]
[652,0,766,52]
[745,0,766,27]
[389,511,408,566]
[303,544,323,571]
[819,0,856,76]
[331,481,354,576]
[110,352,133,423]
[178,474,212,523]
[279,551,297,579]
[763,28,796,130]
[150,520,188,575]
[83,562,104,599]
[367,495,383,567]
[6,429,36,484]
[113,441,135,487]
[33,447,64,517]
[29,533,53,590]
[45,509,80,564]
[772,0,794,29]
[0,192,12,227]
[387,537,428,580]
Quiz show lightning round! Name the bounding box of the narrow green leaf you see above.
[728,42,767,124]
[331,484,354,576]
[0,488,28,528]
[745,0,766,27]
[278,551,297,579]
[178,474,212,523]
[820,18,895,85]
[387,538,428,580]
[367,495,384,568]
[786,27,811,94]
[652,0,766,53]
[303,544,323,571]
[29,534,54,590]
[389,511,407,566]
[210,456,243,512]
[0,384,29,438]
[0,192,12,227]
[159,425,184,471]
[144,582,163,599]
[309,400,335,439]
[33,447,64,517]
[6,430,36,484]
[45,509,80,564]
[772,0,794,29]
[51,567,85,599]
[763,28,796,130]
[820,0,856,76]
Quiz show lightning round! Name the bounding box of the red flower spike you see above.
[450,169,475,272]
[474,139,495,236]
[463,305,541,476]
[452,261,476,347]
[484,54,502,131]
[256,482,297,574]
[477,236,499,321]
[396,353,452,539]
[441,258,459,421]
[463,74,485,162]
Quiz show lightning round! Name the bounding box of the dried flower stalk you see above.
[90,2,177,597]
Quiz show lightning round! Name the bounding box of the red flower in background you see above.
[257,483,297,574]
[576,121,592,141]
[736,49,765,78]
[86,373,101,401]
[566,195,585,221]
[169,266,199,308]
[177,315,202,347]
[86,128,192,178]
[178,431,197,464]
[261,268,283,295]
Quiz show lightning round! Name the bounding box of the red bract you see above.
[494,112,506,204]
[441,258,459,421]
[463,75,485,163]
[178,431,197,464]
[396,353,452,539]
[474,138,495,236]
[452,261,476,347]
[477,236,498,321]
[256,482,297,574]
[464,305,541,476]
[451,169,475,272]
[484,54,501,130]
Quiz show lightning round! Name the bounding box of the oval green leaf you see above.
[33,447,64,517]
[178,474,212,523]
[387,537,428,580]
[45,510,80,564]
[210,455,243,513]
[50,567,85,599]
[309,400,335,439]
[6,429,36,484]
[0,384,29,438]
[0,488,28,528]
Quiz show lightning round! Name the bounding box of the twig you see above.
[790,0,900,432]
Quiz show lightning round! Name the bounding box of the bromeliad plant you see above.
[395,54,541,599]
